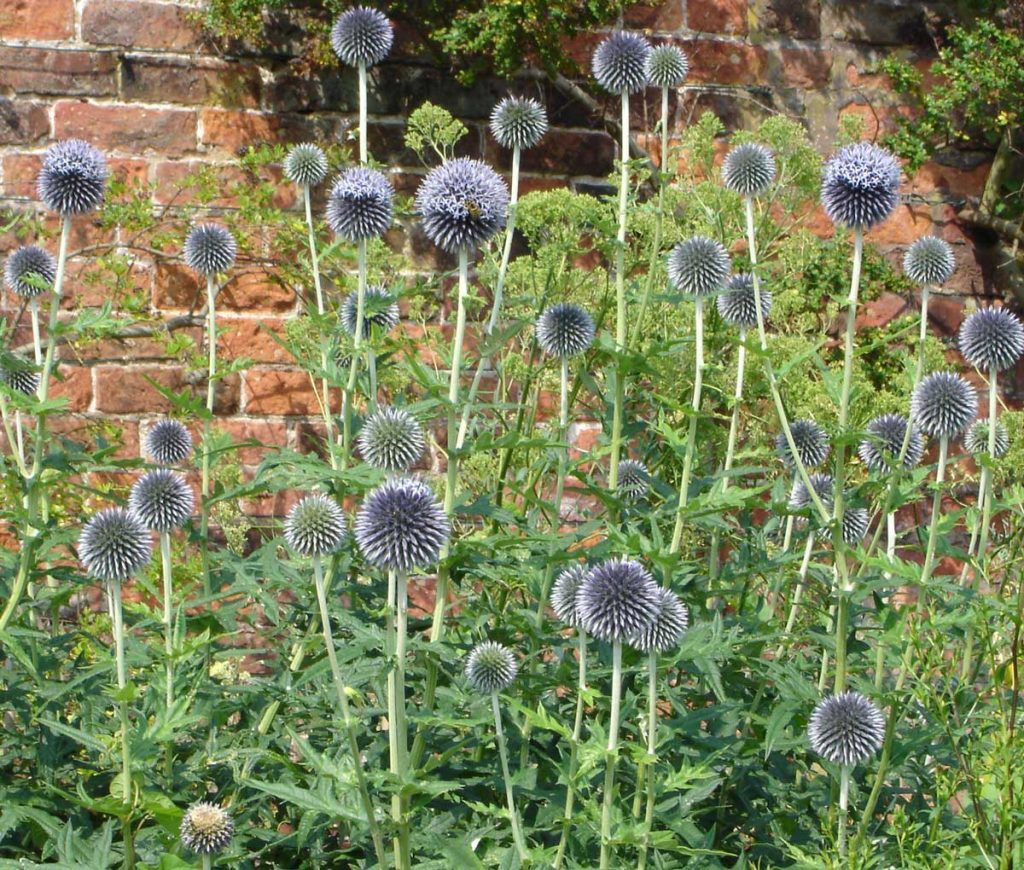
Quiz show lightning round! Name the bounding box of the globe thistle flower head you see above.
[128,469,194,532]
[284,143,329,188]
[821,142,901,229]
[628,587,688,654]
[808,691,885,766]
[357,406,425,471]
[858,413,924,473]
[645,44,688,89]
[465,641,518,693]
[490,96,548,150]
[536,302,595,358]
[592,31,652,94]
[550,563,589,628]
[37,139,108,215]
[722,143,776,197]
[284,494,347,557]
[821,505,870,546]
[341,285,400,338]
[911,371,977,439]
[788,473,835,515]
[776,419,830,470]
[958,307,1024,373]
[5,245,56,299]
[78,508,152,582]
[903,236,954,286]
[355,477,450,571]
[964,419,1010,460]
[617,459,650,502]
[180,802,234,855]
[577,557,660,643]
[326,167,394,241]
[0,356,40,396]
[416,158,509,253]
[667,236,731,296]
[183,224,237,277]
[330,6,393,67]
[716,273,772,330]
[145,419,193,465]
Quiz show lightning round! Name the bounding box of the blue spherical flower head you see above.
[129,469,194,532]
[0,355,41,396]
[808,691,885,766]
[958,307,1024,373]
[37,139,108,215]
[354,477,450,571]
[180,802,233,855]
[331,6,393,67]
[284,143,330,188]
[79,507,153,582]
[326,167,394,241]
[284,494,348,558]
[628,586,688,653]
[858,413,923,473]
[776,419,830,470]
[964,419,1010,459]
[145,419,193,465]
[550,563,589,628]
[184,224,237,277]
[341,285,400,338]
[577,557,660,643]
[416,158,509,253]
[903,236,954,286]
[616,459,650,502]
[911,371,977,439]
[536,303,595,358]
[667,236,731,296]
[722,143,776,197]
[645,44,688,89]
[821,142,901,229]
[5,245,56,299]
[490,96,548,150]
[788,473,835,532]
[716,273,772,330]
[357,406,425,472]
[465,641,518,693]
[593,31,652,94]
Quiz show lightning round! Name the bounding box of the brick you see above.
[514,130,616,178]
[200,109,342,156]
[0,0,74,40]
[865,203,932,246]
[121,56,261,109]
[42,213,117,250]
[153,160,295,210]
[219,318,294,364]
[624,1,684,30]
[927,295,965,336]
[82,0,201,51]
[822,2,931,46]
[837,102,908,142]
[754,0,820,39]
[62,259,153,310]
[855,292,907,331]
[217,417,290,464]
[910,160,990,199]
[153,262,204,311]
[48,414,140,461]
[50,365,92,412]
[779,47,833,89]
[1,153,42,199]
[0,47,117,97]
[55,101,197,156]
[689,0,748,35]
[243,368,339,416]
[0,99,50,146]
[220,272,296,314]
[94,365,239,415]
[681,40,768,87]
[76,326,204,362]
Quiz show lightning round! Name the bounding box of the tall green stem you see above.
[160,532,175,781]
[599,641,623,870]
[637,649,660,869]
[107,579,135,869]
[199,274,217,597]
[492,692,528,861]
[303,185,336,469]
[395,570,410,869]
[358,62,368,165]
[777,532,816,657]
[669,297,704,557]
[608,90,631,495]
[29,299,42,368]
[919,437,949,602]
[838,764,850,861]
[554,630,587,869]
[342,239,368,464]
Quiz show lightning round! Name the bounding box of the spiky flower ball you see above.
[128,469,194,532]
[330,6,393,67]
[357,406,424,471]
[808,691,885,766]
[284,143,329,188]
[490,96,548,150]
[911,372,978,439]
[145,419,193,465]
[788,473,834,516]
[964,419,1010,459]
[37,139,108,215]
[958,307,1024,373]
[416,158,509,253]
[645,44,688,89]
[536,302,595,358]
[667,236,731,296]
[355,477,450,571]
[0,356,40,396]
[859,413,924,472]
[284,494,347,557]
[180,802,234,855]
[326,168,394,241]
[776,419,830,470]
[550,563,589,628]
[723,143,776,198]
[465,641,518,693]
[903,236,955,286]
[617,459,650,502]
[592,31,652,94]
[78,508,152,582]
[5,245,56,299]
[716,273,772,330]
[341,285,400,338]
[628,587,688,653]
[821,505,870,546]
[183,224,237,277]
[821,142,901,229]
[577,557,660,643]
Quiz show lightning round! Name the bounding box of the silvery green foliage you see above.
[577,557,660,643]
[183,224,237,277]
[341,285,400,338]
[722,143,776,197]
[592,31,652,94]
[903,236,955,286]
[355,477,450,571]
[330,6,393,67]
[416,158,509,252]
[128,469,194,532]
[0,356,40,396]
[617,459,650,502]
[958,307,1024,373]
[78,508,153,582]
[490,96,548,150]
[551,563,589,628]
[180,803,234,855]
[776,419,830,470]
[859,414,924,472]
[788,472,834,515]
[964,419,1010,459]
[326,167,394,241]
[37,139,108,215]
[667,236,731,296]
[284,494,348,557]
[628,587,688,653]
[645,44,688,89]
[357,406,425,471]
[716,273,772,330]
[536,302,595,358]
[145,419,193,465]
[808,691,886,766]
[464,641,518,693]
[911,372,978,439]
[821,142,901,229]
[283,143,329,188]
[4,245,56,299]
